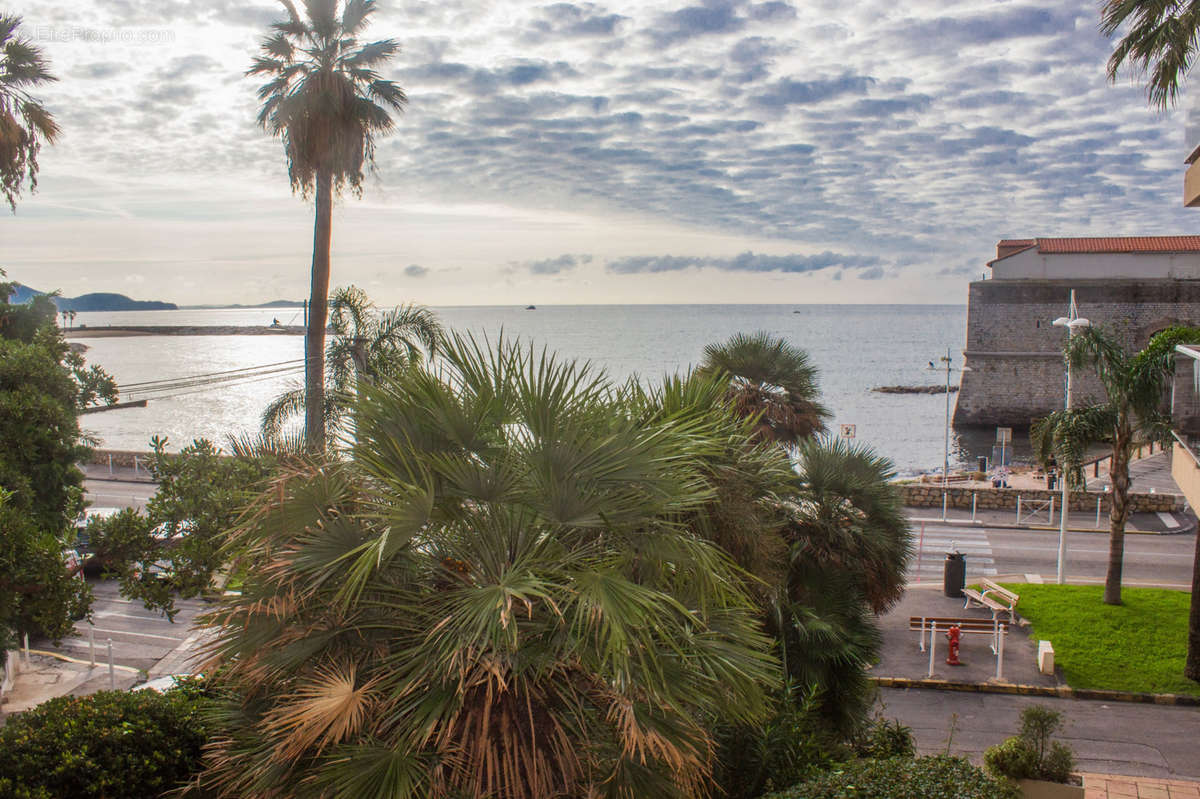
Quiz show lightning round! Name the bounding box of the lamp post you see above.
[1051,290,1090,585]
[930,349,971,516]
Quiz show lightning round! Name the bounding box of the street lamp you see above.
[929,349,971,517]
[1050,290,1090,585]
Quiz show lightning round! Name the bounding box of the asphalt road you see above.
[879,687,1200,779]
[908,518,1197,589]
[36,580,206,674]
[83,476,156,513]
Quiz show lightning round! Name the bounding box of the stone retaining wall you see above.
[86,449,152,469]
[898,484,1184,514]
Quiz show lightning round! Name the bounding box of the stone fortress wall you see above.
[952,278,1200,431]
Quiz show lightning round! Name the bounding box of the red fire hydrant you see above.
[946,625,963,666]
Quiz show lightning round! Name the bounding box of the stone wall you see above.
[953,278,1200,429]
[898,484,1184,514]
[87,449,152,469]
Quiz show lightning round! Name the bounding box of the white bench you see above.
[962,578,1018,622]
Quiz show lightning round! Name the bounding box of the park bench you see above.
[962,579,1019,622]
[908,616,1009,655]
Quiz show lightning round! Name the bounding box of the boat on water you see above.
[526,305,536,310]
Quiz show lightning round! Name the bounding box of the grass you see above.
[999,583,1200,696]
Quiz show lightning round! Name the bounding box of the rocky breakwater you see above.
[898,483,1183,514]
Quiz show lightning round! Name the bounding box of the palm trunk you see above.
[305,169,333,454]
[1103,423,1132,606]
[1187,522,1200,682]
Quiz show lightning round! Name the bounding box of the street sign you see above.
[840,424,856,439]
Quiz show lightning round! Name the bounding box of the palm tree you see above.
[260,285,441,446]
[0,13,60,211]
[1100,0,1200,109]
[249,0,407,453]
[777,437,911,733]
[698,332,829,449]
[1031,326,1196,605]
[193,336,777,799]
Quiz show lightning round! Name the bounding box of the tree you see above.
[776,437,912,734]
[194,337,776,799]
[698,332,830,449]
[88,437,277,619]
[1031,325,1199,605]
[249,0,408,453]
[0,13,59,211]
[0,275,99,641]
[259,285,441,447]
[1100,0,1200,109]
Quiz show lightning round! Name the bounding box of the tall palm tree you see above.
[260,285,441,446]
[778,437,911,733]
[699,332,829,449]
[1031,326,1195,605]
[0,13,60,211]
[249,0,407,453]
[193,336,777,799]
[1100,0,1200,109]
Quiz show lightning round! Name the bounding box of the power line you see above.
[125,365,305,402]
[117,358,307,392]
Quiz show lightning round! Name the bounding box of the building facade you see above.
[953,237,1200,431]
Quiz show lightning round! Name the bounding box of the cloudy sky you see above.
[3,0,1196,305]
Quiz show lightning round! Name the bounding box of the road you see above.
[879,687,1200,779]
[83,475,156,512]
[907,518,1197,589]
[36,579,207,675]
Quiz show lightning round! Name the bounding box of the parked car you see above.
[73,506,123,555]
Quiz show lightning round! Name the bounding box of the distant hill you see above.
[7,283,178,312]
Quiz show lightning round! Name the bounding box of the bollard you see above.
[132,455,138,475]
[107,639,114,690]
[89,627,95,667]
[971,492,977,523]
[23,632,29,664]
[108,453,113,475]
[928,622,937,678]
[942,492,948,521]
[914,522,926,582]
[995,624,1005,681]
[1049,495,1055,526]
[1016,496,1022,524]
[1096,497,1102,528]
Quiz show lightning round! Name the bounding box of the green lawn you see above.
[999,583,1200,696]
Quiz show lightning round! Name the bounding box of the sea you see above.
[69,304,1002,476]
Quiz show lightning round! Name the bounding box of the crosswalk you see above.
[907,522,996,582]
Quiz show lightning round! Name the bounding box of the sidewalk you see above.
[1083,773,1200,798]
[906,504,1195,535]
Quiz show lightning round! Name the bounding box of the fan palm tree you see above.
[776,437,911,733]
[698,332,829,449]
[1101,0,1200,109]
[1,13,60,211]
[249,0,407,453]
[260,285,441,447]
[1031,326,1199,605]
[192,336,777,799]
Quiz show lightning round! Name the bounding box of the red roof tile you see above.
[997,239,1036,248]
[1034,236,1200,254]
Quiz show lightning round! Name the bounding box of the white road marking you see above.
[1024,573,1043,583]
[1157,512,1180,529]
[76,625,188,643]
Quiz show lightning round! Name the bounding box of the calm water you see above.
[71,305,983,474]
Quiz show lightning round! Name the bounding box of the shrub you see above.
[983,705,1075,784]
[765,755,1020,799]
[0,685,207,799]
[854,716,916,760]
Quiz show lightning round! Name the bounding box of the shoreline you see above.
[64,325,311,337]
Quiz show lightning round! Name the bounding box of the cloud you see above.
[73,61,130,79]
[524,253,593,275]
[856,266,885,280]
[751,74,875,108]
[525,3,627,41]
[607,251,883,275]
[404,264,429,278]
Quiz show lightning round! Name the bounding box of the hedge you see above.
[764,755,1019,799]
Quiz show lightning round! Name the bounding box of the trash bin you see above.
[977,456,988,473]
[943,551,965,598]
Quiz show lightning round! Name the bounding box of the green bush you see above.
[0,685,207,799]
[765,755,1020,799]
[854,717,915,760]
[983,705,1075,784]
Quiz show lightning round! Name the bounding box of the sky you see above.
[2,0,1198,306]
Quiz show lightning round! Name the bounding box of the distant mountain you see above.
[7,283,178,312]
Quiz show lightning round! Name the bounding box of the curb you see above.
[871,676,1200,706]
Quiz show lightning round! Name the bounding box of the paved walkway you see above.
[1084,774,1200,798]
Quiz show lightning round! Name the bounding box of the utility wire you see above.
[125,365,306,402]
[117,358,308,391]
